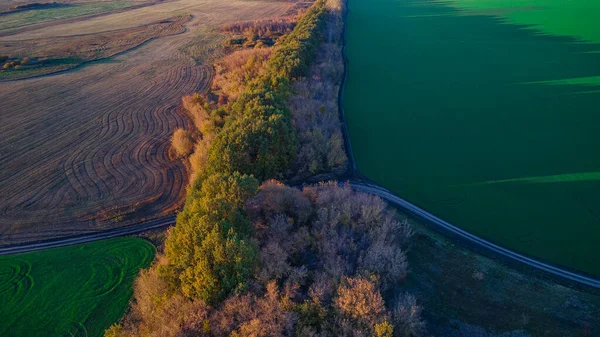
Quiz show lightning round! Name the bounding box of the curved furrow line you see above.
[66,156,93,205]
[0,116,86,187]
[61,132,113,207]
[97,143,128,201]
[28,168,75,210]
[83,146,112,202]
[13,165,71,210]
[62,117,125,207]
[124,137,150,193]
[90,93,140,143]
[62,137,104,205]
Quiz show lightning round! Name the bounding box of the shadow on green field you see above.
[344,0,600,276]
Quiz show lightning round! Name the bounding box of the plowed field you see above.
[0,0,290,244]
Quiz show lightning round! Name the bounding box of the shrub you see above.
[107,262,210,337]
[374,321,394,337]
[171,128,194,158]
[104,324,123,337]
[335,277,388,326]
[181,94,226,140]
[392,294,425,337]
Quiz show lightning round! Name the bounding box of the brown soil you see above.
[0,0,291,244]
[1,14,191,80]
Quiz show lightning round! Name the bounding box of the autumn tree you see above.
[171,128,194,158]
[160,172,259,304]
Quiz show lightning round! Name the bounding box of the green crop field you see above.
[0,237,155,336]
[344,0,600,276]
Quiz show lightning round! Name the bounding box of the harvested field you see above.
[0,14,191,80]
[0,0,147,32]
[0,0,291,244]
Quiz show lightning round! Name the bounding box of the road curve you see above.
[350,181,600,289]
[0,215,175,256]
[2,181,599,289]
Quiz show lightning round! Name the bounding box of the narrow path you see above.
[0,216,175,255]
[351,181,600,289]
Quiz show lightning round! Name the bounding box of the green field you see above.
[0,238,155,336]
[344,0,600,276]
[0,1,135,31]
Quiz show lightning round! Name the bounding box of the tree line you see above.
[107,1,424,336]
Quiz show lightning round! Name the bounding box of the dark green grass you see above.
[0,237,155,337]
[344,0,600,276]
[403,211,600,336]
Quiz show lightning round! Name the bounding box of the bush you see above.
[335,276,388,326]
[110,264,210,337]
[171,129,194,158]
[181,94,226,140]
[392,294,425,337]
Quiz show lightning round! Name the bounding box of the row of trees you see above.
[288,0,348,178]
[161,0,329,311]
[222,18,297,50]
[108,1,424,336]
[205,0,328,181]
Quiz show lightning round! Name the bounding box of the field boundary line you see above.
[4,179,600,289]
[350,181,600,289]
[0,1,163,38]
[336,0,357,177]
[0,216,176,256]
[0,15,191,83]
